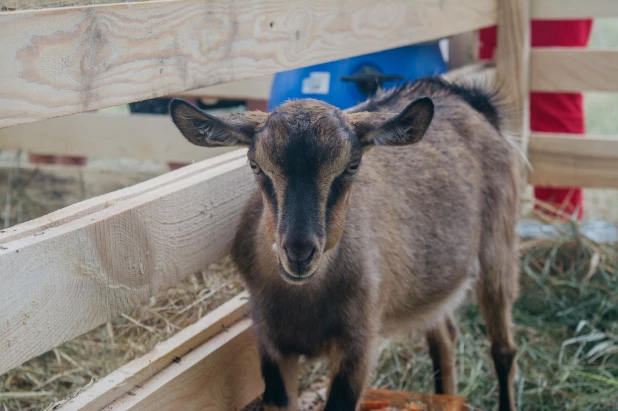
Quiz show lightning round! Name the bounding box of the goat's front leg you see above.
[324,336,377,411]
[261,353,299,411]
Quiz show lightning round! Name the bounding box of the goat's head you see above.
[170,97,433,284]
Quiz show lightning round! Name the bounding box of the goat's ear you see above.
[348,97,434,147]
[169,98,267,147]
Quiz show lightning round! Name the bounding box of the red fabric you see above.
[478,20,593,220]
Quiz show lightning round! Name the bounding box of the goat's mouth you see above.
[278,262,318,284]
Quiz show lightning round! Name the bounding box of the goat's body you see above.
[230,79,520,410]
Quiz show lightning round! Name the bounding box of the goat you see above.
[170,76,520,411]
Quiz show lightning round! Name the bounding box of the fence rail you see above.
[0,0,496,128]
[531,0,618,19]
[0,113,234,163]
[0,152,252,375]
[531,49,618,92]
[528,134,618,189]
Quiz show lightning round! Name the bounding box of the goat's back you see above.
[345,79,519,331]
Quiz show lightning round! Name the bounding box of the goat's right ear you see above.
[169,98,267,147]
[347,97,434,148]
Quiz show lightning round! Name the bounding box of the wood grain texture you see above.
[177,75,274,101]
[103,318,263,411]
[1,0,144,11]
[447,32,479,70]
[531,49,618,92]
[0,0,497,128]
[532,0,618,19]
[0,162,161,229]
[61,292,250,411]
[495,0,530,184]
[0,113,235,162]
[528,133,618,188]
[0,156,253,375]
[0,149,247,244]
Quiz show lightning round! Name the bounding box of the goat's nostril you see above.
[284,243,316,264]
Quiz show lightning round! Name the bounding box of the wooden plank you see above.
[494,0,530,194]
[176,75,274,101]
[0,149,247,244]
[0,161,162,230]
[531,49,618,92]
[0,113,235,162]
[532,0,618,19]
[0,156,253,375]
[103,318,263,411]
[447,32,479,70]
[1,0,137,11]
[495,0,530,164]
[61,292,250,411]
[0,0,497,128]
[528,133,618,189]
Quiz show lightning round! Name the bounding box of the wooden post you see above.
[495,0,531,184]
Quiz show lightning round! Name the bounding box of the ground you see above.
[1,19,618,411]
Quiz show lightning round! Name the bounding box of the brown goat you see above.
[170,77,520,411]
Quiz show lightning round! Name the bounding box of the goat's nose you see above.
[284,240,317,271]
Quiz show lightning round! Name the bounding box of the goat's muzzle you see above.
[279,236,321,283]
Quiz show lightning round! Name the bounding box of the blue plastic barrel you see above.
[268,42,447,111]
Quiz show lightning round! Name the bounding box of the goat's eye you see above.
[249,160,262,174]
[345,161,360,175]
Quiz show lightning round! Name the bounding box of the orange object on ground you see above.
[479,20,593,220]
[363,388,466,411]
[360,400,392,410]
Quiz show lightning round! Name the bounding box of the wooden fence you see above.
[0,0,617,409]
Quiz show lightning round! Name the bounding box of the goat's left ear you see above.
[348,97,434,147]
[170,98,267,147]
